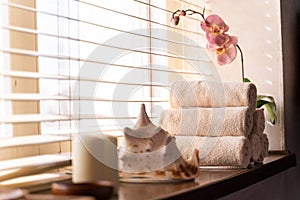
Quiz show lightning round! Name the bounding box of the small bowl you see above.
[51,180,114,200]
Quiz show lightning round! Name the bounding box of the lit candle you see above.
[72,133,118,191]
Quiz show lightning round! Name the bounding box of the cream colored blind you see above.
[0,0,213,179]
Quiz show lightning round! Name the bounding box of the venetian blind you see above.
[0,0,215,184]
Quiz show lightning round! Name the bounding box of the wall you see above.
[219,0,300,199]
[204,0,284,150]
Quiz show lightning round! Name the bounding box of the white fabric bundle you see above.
[175,136,252,168]
[247,109,268,163]
[261,133,269,158]
[248,133,262,162]
[159,107,253,137]
[155,80,270,168]
[170,80,257,113]
[251,109,265,134]
[257,133,269,163]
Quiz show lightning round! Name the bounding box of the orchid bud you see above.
[180,10,186,16]
[170,16,180,26]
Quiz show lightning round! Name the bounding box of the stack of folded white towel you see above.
[159,80,269,168]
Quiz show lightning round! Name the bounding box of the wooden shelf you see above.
[117,151,296,200]
[0,153,71,182]
[24,151,296,199]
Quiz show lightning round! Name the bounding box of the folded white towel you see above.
[255,134,269,163]
[159,107,253,137]
[248,133,262,162]
[175,136,252,168]
[170,80,257,113]
[251,109,265,134]
[261,134,269,157]
[257,133,269,163]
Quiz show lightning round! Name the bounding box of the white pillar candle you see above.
[72,133,118,191]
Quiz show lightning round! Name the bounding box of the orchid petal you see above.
[205,15,229,32]
[230,36,238,45]
[200,21,210,32]
[224,35,238,47]
[217,44,237,65]
[206,33,227,46]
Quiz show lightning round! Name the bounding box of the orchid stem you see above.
[236,44,245,82]
[172,8,206,21]
[185,8,206,20]
[172,8,245,82]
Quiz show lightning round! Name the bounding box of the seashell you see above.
[120,104,200,180]
[134,103,151,128]
[123,104,169,153]
[164,138,200,179]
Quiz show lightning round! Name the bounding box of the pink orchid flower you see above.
[201,14,229,46]
[207,35,238,65]
[170,16,180,26]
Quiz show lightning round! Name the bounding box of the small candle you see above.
[72,133,118,192]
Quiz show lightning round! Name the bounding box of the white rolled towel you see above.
[248,133,262,162]
[159,107,253,137]
[170,80,257,113]
[251,109,265,134]
[175,136,252,168]
[257,133,269,163]
[261,133,269,157]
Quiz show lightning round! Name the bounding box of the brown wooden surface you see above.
[115,152,296,200]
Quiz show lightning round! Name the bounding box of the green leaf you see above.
[256,95,277,124]
[256,99,270,108]
[264,102,277,125]
[257,95,275,103]
[243,77,251,82]
[257,95,276,110]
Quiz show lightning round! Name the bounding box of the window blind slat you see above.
[0,114,162,124]
[1,70,69,80]
[2,3,207,46]
[3,94,69,101]
[2,63,204,81]
[0,152,71,171]
[2,93,170,102]
[0,0,211,167]
[1,23,206,50]
[1,45,210,64]
[2,69,204,87]
[1,114,70,124]
[3,1,203,35]
[0,135,71,149]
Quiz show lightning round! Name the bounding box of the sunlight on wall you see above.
[205,0,284,150]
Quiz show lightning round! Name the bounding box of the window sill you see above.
[8,151,296,200]
[0,153,71,183]
[117,151,296,200]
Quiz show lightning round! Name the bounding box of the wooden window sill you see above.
[117,151,296,200]
[0,153,71,184]
[7,151,296,200]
